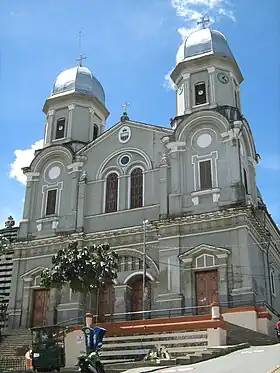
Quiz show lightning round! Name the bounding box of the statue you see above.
[5,216,15,228]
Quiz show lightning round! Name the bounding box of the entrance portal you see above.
[98,283,115,322]
[127,275,151,320]
[195,269,219,314]
[32,289,50,327]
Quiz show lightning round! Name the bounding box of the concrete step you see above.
[98,330,208,364]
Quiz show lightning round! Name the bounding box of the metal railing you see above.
[90,303,213,324]
[0,357,26,371]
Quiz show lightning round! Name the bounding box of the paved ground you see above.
[123,345,280,373]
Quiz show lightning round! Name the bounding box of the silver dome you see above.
[51,66,105,105]
[181,28,234,61]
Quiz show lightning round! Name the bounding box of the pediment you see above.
[77,119,173,157]
[179,244,230,263]
[20,266,47,280]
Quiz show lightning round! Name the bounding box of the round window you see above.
[119,155,130,166]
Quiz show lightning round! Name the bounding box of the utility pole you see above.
[142,220,148,319]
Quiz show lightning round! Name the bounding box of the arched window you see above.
[194,82,207,106]
[55,117,66,139]
[130,168,143,209]
[195,254,216,269]
[105,173,118,213]
[93,124,99,140]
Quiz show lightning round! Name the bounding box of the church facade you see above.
[7,27,280,330]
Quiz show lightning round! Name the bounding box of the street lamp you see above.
[142,219,148,319]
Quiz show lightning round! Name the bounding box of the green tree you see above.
[40,241,118,320]
[0,235,9,257]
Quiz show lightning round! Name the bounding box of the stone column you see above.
[45,109,55,145]
[207,67,216,105]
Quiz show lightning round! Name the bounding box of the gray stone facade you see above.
[7,27,280,329]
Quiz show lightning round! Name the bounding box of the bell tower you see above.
[42,55,109,150]
[171,18,243,117]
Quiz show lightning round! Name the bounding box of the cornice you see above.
[13,207,254,253]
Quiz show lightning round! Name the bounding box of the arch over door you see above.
[98,283,115,322]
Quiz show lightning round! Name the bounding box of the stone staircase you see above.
[0,329,32,357]
[99,330,208,365]
[227,322,279,346]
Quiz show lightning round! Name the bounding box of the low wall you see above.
[222,306,273,335]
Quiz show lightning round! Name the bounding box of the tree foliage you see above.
[40,241,118,293]
[0,235,9,257]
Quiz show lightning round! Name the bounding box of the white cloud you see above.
[164,0,235,90]
[164,68,177,91]
[9,139,43,185]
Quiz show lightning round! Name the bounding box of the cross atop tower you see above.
[122,101,130,114]
[197,15,210,29]
[121,101,130,122]
[76,53,87,67]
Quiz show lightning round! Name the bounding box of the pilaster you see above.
[183,73,191,114]
[159,154,169,217]
[114,284,131,321]
[45,109,55,146]
[166,141,186,214]
[67,104,75,140]
[156,237,183,315]
[207,67,216,105]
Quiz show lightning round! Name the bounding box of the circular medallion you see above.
[118,126,131,143]
[48,166,61,180]
[197,133,212,148]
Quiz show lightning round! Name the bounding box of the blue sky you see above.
[0,0,279,227]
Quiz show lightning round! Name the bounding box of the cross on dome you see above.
[76,53,87,67]
[197,15,210,29]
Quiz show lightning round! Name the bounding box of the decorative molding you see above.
[68,104,75,111]
[179,243,230,264]
[166,141,186,153]
[67,162,84,174]
[26,172,40,182]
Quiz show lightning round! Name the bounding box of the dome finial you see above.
[197,15,210,29]
[76,31,87,67]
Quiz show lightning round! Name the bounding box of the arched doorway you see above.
[127,274,152,320]
[98,283,115,323]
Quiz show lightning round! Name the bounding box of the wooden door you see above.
[131,278,151,319]
[32,289,50,327]
[195,270,219,314]
[98,284,115,322]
